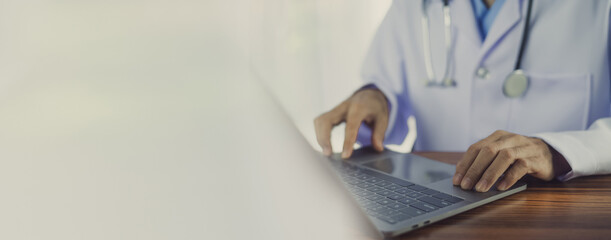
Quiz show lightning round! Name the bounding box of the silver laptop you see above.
[250,67,527,237]
[250,66,527,237]
[324,146,526,237]
[251,70,527,236]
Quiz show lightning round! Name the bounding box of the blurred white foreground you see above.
[0,1,382,239]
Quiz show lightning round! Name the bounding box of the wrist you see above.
[549,144,572,179]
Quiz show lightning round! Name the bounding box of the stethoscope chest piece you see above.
[503,69,529,98]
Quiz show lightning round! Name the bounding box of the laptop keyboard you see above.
[333,162,463,224]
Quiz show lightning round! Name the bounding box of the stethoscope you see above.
[421,0,533,98]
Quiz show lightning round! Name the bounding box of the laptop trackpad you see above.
[359,153,455,185]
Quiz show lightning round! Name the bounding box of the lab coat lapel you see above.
[451,0,481,46]
[478,0,524,60]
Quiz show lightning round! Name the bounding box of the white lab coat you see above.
[361,0,611,180]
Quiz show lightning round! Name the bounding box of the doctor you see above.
[314,0,611,192]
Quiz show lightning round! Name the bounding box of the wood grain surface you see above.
[391,152,611,240]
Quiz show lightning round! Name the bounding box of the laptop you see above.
[324,146,527,237]
[250,67,527,237]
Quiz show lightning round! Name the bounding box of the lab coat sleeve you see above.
[356,0,413,147]
[534,118,611,181]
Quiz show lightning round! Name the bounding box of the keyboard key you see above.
[372,206,391,214]
[360,200,376,208]
[367,204,387,212]
[353,179,366,185]
[384,184,401,191]
[376,207,401,217]
[366,186,386,193]
[357,190,369,195]
[367,178,382,184]
[357,174,372,180]
[365,194,385,201]
[356,197,369,203]
[387,202,409,210]
[375,180,393,187]
[394,188,412,194]
[353,191,366,197]
[361,200,376,208]
[406,192,426,199]
[366,210,380,217]
[400,206,426,216]
[418,196,452,208]
[420,189,441,195]
[360,191,375,198]
[377,199,393,205]
[408,185,428,191]
[387,193,405,200]
[377,190,394,197]
[410,202,439,212]
[357,182,373,189]
[397,198,417,205]
[346,179,359,185]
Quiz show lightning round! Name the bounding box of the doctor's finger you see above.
[460,143,501,190]
[371,114,388,152]
[342,112,366,159]
[468,134,538,190]
[462,134,535,190]
[496,159,530,191]
[314,117,335,156]
[477,144,541,191]
[453,131,507,185]
[474,147,527,192]
[314,105,348,156]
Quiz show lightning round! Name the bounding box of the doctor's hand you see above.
[453,130,555,192]
[314,88,389,158]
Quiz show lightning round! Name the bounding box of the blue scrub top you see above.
[471,0,507,40]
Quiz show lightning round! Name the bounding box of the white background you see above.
[250,0,394,151]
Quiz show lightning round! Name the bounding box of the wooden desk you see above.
[394,152,611,240]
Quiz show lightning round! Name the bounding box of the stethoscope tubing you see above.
[421,0,534,98]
